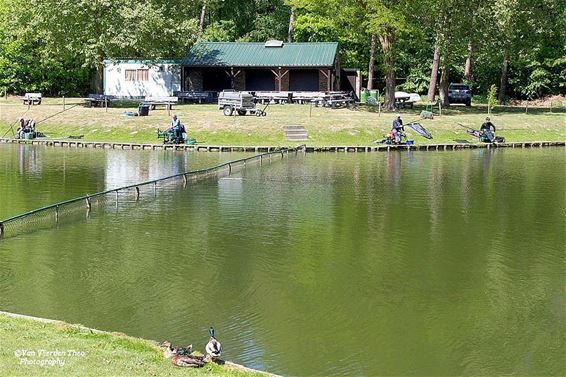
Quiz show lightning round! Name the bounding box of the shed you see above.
[182,41,341,92]
[103,60,181,98]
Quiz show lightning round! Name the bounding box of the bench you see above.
[85,94,116,107]
[23,93,42,105]
[143,96,178,110]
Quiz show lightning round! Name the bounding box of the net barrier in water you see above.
[0,147,302,240]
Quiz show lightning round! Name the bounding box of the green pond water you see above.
[0,145,564,376]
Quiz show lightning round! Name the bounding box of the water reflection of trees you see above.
[1,149,563,375]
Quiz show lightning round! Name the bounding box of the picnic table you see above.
[23,93,42,105]
[85,94,116,107]
[313,92,355,108]
[143,96,178,110]
[394,92,419,109]
[174,91,215,104]
[253,91,292,104]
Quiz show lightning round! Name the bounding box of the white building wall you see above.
[104,61,181,98]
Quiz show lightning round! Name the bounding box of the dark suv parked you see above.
[448,83,472,106]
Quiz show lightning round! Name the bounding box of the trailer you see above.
[217,90,267,116]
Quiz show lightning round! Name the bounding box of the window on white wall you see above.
[125,69,149,81]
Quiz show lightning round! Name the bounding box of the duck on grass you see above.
[162,326,223,368]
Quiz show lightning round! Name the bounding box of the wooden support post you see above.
[228,163,232,174]
[154,182,157,197]
[135,186,140,201]
[85,197,91,210]
[55,205,59,223]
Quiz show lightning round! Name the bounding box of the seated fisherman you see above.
[480,117,496,142]
[391,113,405,144]
[167,115,182,140]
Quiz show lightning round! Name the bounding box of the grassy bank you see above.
[0,312,264,376]
[0,96,564,145]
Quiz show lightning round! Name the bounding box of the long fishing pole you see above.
[1,108,31,138]
[35,103,80,125]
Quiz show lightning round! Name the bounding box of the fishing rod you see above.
[1,108,31,138]
[35,103,81,125]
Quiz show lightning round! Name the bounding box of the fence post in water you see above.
[260,155,263,165]
[183,174,187,187]
[154,181,157,197]
[55,205,59,223]
[85,197,91,210]
[0,222,4,238]
[228,163,232,174]
[135,187,140,201]
[115,190,119,207]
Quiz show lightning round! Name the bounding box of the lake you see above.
[0,145,564,376]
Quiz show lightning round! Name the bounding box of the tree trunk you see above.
[287,7,295,43]
[199,0,207,35]
[367,34,377,90]
[427,44,441,102]
[498,48,509,102]
[96,63,104,94]
[439,54,450,107]
[378,30,396,110]
[464,39,473,81]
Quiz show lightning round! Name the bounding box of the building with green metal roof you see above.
[183,41,342,92]
[103,41,360,97]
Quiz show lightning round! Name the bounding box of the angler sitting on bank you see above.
[391,113,405,144]
[480,117,496,142]
[166,115,186,143]
[16,118,36,139]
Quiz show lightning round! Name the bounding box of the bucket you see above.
[360,90,369,104]
[138,104,150,116]
[406,139,414,145]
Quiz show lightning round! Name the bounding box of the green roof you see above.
[184,42,338,68]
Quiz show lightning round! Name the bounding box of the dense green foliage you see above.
[0,0,564,99]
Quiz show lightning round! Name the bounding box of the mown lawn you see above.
[0,96,564,145]
[0,312,264,377]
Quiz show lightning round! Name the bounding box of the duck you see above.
[160,341,177,359]
[205,326,222,361]
[171,354,205,368]
[176,344,193,356]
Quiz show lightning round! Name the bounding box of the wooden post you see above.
[135,186,140,201]
[0,222,4,238]
[63,96,66,110]
[85,197,91,210]
[55,205,59,223]
[525,100,529,114]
